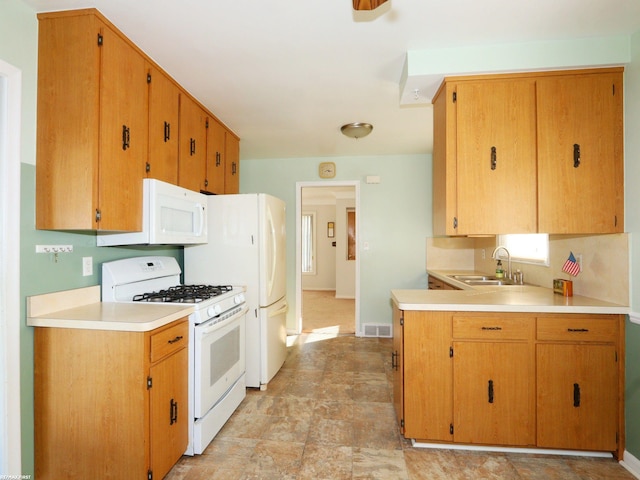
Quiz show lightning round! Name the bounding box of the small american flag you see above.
[562,251,581,276]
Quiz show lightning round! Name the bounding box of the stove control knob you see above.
[234,294,245,304]
[207,304,222,317]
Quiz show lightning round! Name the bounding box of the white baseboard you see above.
[411,440,611,458]
[622,450,640,479]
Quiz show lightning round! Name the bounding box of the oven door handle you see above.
[199,307,248,335]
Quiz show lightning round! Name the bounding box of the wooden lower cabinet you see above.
[393,308,624,457]
[401,311,453,441]
[34,319,189,480]
[453,341,535,446]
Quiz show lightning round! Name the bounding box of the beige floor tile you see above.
[298,444,353,480]
[352,447,409,479]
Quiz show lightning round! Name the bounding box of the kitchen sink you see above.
[448,274,516,286]
[450,275,499,281]
[464,279,513,286]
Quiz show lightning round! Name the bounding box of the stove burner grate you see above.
[133,285,233,303]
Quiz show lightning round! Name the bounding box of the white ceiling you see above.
[22,0,640,160]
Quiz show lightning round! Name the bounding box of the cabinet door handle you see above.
[232,162,237,175]
[170,398,178,425]
[573,383,581,407]
[391,351,398,370]
[488,379,494,403]
[573,143,581,168]
[167,335,183,344]
[122,124,130,150]
[216,151,221,167]
[190,138,196,156]
[490,146,497,170]
[164,121,170,142]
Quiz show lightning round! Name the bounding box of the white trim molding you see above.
[630,312,640,325]
[0,57,22,475]
[621,450,640,479]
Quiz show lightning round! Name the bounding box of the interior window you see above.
[301,212,316,274]
[496,234,549,266]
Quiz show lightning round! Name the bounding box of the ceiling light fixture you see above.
[341,122,373,139]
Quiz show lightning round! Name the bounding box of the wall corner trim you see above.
[629,313,640,325]
[620,450,640,479]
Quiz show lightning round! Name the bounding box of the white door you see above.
[259,194,286,307]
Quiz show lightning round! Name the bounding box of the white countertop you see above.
[27,286,194,332]
[392,270,629,314]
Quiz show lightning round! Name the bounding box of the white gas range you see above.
[102,256,248,455]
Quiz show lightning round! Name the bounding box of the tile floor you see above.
[166,333,636,479]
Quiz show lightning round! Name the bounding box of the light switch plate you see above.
[82,257,93,276]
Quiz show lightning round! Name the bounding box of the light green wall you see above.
[2,2,182,475]
[625,28,640,459]
[240,155,431,330]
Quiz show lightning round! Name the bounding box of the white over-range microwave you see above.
[97,179,208,246]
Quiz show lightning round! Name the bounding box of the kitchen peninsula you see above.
[391,278,628,461]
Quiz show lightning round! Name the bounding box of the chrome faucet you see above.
[492,246,512,281]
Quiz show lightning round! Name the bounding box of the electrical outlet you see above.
[82,257,93,276]
[576,253,583,271]
[481,249,486,260]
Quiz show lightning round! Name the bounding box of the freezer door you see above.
[259,194,287,307]
[259,296,288,385]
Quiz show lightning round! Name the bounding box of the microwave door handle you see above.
[197,204,205,236]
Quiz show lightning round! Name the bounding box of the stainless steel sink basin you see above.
[464,279,512,286]
[448,274,515,286]
[450,275,499,281]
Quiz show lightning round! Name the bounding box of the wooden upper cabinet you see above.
[432,68,623,236]
[178,95,208,193]
[147,65,180,184]
[225,133,241,194]
[432,82,457,236]
[205,118,227,194]
[456,79,537,235]
[36,10,148,231]
[537,70,624,234]
[36,8,239,227]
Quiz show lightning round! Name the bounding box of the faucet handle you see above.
[514,269,524,285]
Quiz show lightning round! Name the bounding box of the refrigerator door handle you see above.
[269,301,288,317]
[266,206,277,297]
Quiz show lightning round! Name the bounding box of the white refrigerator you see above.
[184,193,287,389]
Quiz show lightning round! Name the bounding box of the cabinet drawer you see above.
[536,317,618,343]
[453,316,533,340]
[150,319,189,362]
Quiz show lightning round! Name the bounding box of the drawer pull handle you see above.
[167,335,183,344]
[573,383,581,407]
[568,328,589,333]
[170,398,178,425]
[122,124,130,150]
[481,326,502,331]
[488,379,494,403]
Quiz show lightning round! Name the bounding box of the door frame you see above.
[0,58,22,473]
[295,181,360,335]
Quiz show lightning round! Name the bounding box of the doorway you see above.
[295,181,360,335]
